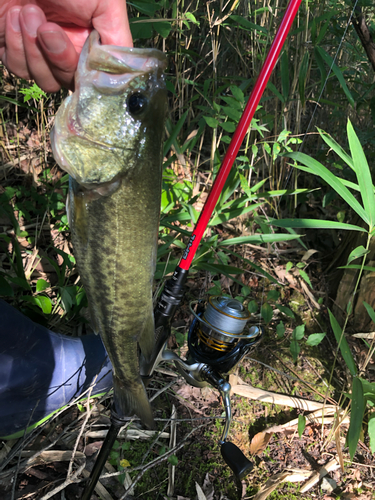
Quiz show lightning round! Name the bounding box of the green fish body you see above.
[51,31,167,428]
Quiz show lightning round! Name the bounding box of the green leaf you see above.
[185,12,199,25]
[317,128,354,171]
[230,85,244,103]
[363,302,375,324]
[168,454,178,466]
[36,279,49,292]
[347,119,375,230]
[368,413,375,454]
[276,321,285,339]
[269,217,366,232]
[218,233,302,246]
[348,377,365,461]
[298,414,306,438]
[203,116,219,128]
[153,21,171,38]
[35,296,52,314]
[261,303,273,324]
[276,304,295,319]
[306,333,326,346]
[315,46,355,107]
[164,110,188,157]
[0,276,13,297]
[248,300,258,314]
[283,151,369,226]
[328,309,357,376]
[298,269,313,288]
[290,340,300,362]
[229,15,268,33]
[292,324,305,341]
[286,262,294,273]
[347,245,369,265]
[267,290,280,301]
[220,121,236,133]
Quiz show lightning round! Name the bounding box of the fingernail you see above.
[39,31,67,54]
[22,8,42,37]
[9,9,21,32]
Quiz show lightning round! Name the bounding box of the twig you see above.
[39,460,86,500]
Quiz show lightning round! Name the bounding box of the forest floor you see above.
[0,69,375,500]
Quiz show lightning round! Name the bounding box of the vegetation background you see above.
[0,0,375,498]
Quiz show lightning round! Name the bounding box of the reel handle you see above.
[220,441,254,480]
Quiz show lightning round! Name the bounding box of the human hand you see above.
[0,0,133,92]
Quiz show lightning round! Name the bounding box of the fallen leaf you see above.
[196,481,207,500]
[84,441,103,457]
[250,431,272,456]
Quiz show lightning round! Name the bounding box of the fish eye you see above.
[127,92,148,115]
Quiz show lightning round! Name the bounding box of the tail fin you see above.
[113,374,155,429]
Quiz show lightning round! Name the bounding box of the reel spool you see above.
[189,296,262,374]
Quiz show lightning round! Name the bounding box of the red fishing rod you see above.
[83,1,302,497]
[141,0,302,378]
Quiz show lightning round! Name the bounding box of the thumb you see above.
[92,0,133,47]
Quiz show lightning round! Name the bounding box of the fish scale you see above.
[52,30,167,428]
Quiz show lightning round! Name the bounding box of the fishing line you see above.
[282,0,360,192]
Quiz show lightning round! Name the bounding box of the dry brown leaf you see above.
[250,431,272,456]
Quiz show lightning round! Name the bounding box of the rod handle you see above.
[220,441,253,480]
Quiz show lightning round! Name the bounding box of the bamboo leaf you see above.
[268,218,366,232]
[218,233,302,246]
[328,309,357,376]
[315,46,355,107]
[347,246,369,265]
[347,119,375,230]
[317,127,354,171]
[348,377,365,461]
[363,302,375,324]
[283,151,369,225]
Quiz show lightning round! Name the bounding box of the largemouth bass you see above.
[51,30,167,428]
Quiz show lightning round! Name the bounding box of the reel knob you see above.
[221,441,254,480]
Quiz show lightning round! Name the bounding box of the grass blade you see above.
[315,46,355,107]
[347,119,375,230]
[284,151,369,226]
[218,233,302,246]
[268,218,366,232]
[317,127,354,171]
[328,309,357,376]
[348,377,365,461]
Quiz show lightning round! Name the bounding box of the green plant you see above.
[269,119,375,458]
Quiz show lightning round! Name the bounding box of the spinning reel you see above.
[140,269,263,480]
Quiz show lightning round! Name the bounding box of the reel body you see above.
[157,295,263,480]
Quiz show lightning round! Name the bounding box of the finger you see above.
[3,7,31,80]
[92,0,133,47]
[37,23,79,91]
[19,5,62,93]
